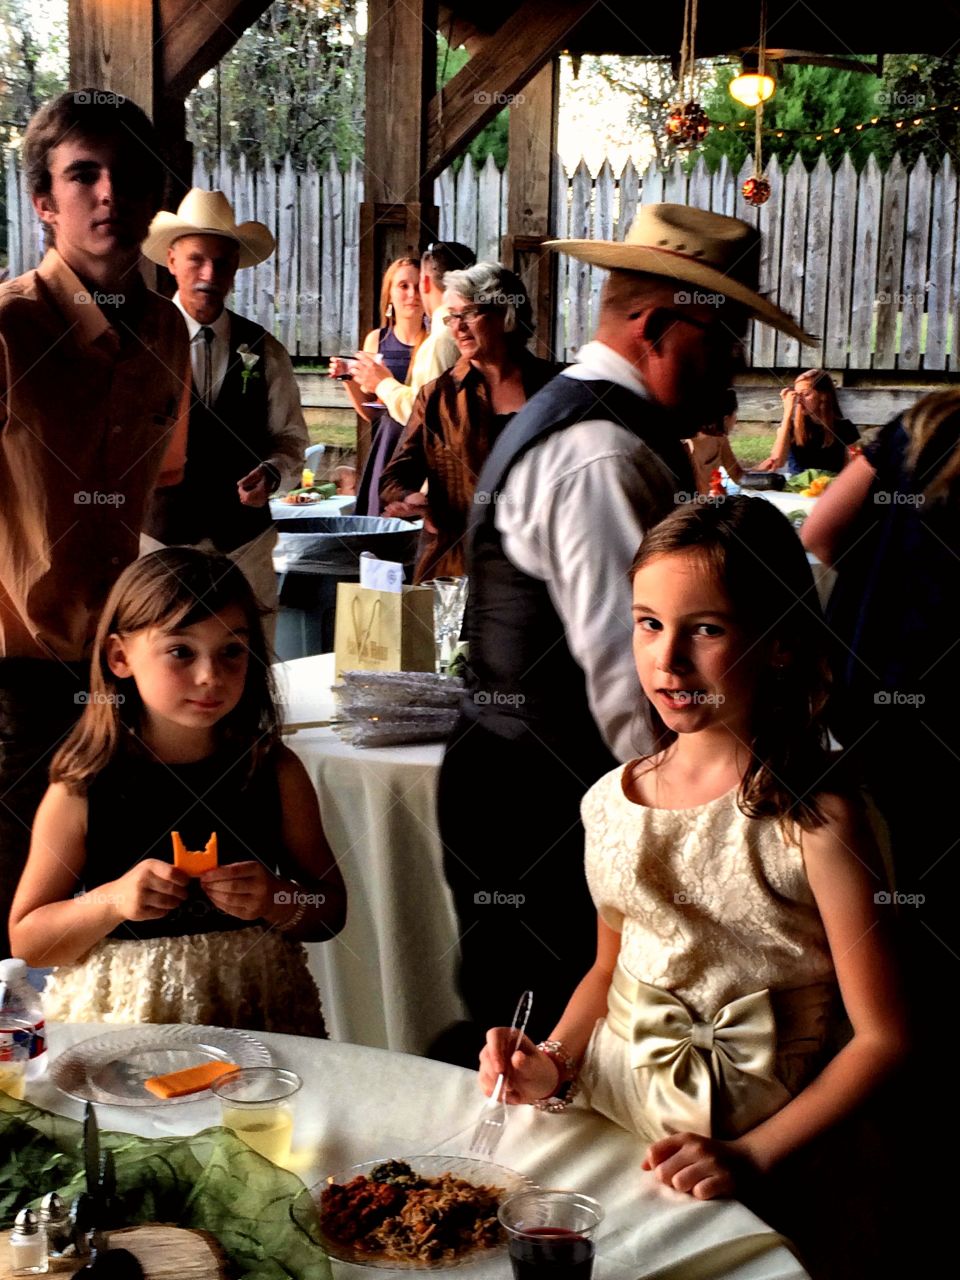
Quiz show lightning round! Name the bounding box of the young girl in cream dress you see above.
[480,498,906,1217]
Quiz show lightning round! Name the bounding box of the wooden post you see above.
[358,0,440,470]
[502,60,559,361]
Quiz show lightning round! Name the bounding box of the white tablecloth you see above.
[271,496,357,520]
[275,656,463,1055]
[29,1024,809,1280]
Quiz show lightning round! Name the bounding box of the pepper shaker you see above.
[39,1193,72,1257]
[9,1208,49,1275]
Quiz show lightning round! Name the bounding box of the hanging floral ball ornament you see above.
[742,175,771,206]
[666,101,709,147]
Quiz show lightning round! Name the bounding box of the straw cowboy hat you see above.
[547,203,815,344]
[142,189,275,269]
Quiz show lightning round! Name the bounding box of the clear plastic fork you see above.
[469,989,533,1158]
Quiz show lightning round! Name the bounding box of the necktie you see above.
[199,326,214,405]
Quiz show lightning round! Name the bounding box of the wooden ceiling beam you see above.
[425,0,592,181]
[160,0,274,99]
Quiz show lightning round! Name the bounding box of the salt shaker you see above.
[39,1192,72,1257]
[9,1207,49,1275]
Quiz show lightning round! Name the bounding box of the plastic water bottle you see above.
[0,958,47,1080]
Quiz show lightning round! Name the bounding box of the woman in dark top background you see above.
[758,368,859,475]
[330,257,426,514]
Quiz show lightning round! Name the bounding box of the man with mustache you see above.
[141,190,308,645]
[0,89,191,952]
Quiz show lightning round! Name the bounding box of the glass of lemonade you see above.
[0,1022,30,1100]
[211,1067,302,1165]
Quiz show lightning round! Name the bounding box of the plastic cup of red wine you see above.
[498,1189,603,1278]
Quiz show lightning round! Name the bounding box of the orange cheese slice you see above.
[144,1060,239,1099]
[172,831,218,876]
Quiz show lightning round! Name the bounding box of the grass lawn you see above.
[307,411,778,465]
[731,429,776,465]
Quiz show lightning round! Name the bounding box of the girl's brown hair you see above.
[792,368,843,450]
[902,387,960,504]
[52,548,281,793]
[630,496,834,833]
[378,257,426,377]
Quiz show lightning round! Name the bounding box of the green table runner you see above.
[0,1094,332,1280]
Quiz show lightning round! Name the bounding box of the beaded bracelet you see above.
[532,1040,580,1113]
[276,883,306,932]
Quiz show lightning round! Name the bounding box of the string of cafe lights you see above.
[712,99,960,143]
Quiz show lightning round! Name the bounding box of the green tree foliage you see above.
[438,37,508,170]
[0,0,67,263]
[871,54,960,167]
[698,55,960,173]
[698,63,879,171]
[186,1,364,172]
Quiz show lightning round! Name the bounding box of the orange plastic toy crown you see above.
[171,831,218,876]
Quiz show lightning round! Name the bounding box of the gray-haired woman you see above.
[379,263,557,581]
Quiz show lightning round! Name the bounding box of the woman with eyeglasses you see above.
[379,262,557,581]
[756,369,859,476]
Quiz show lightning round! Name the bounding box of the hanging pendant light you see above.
[730,51,776,108]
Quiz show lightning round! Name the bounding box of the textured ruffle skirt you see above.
[41,926,327,1037]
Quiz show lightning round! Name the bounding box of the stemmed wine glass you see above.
[429,576,468,674]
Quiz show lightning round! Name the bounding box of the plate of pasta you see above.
[314,1157,531,1268]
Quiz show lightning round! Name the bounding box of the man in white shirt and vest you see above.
[141,190,309,644]
[434,204,815,1063]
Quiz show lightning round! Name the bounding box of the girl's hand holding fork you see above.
[478,1029,558,1104]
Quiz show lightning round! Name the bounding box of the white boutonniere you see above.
[237,344,261,394]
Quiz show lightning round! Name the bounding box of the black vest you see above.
[144,312,273,553]
[464,376,692,762]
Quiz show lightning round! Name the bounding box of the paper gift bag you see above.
[334,582,435,676]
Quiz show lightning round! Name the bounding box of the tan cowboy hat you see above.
[547,203,815,345]
[142,189,275,269]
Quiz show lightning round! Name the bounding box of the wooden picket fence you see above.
[6,148,959,370]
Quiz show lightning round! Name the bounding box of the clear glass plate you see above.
[312,1156,532,1269]
[50,1025,272,1107]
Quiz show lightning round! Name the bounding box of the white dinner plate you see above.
[313,1156,532,1269]
[50,1024,272,1107]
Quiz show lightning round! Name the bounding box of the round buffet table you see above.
[27,1023,809,1280]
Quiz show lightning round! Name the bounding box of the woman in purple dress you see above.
[330,258,426,515]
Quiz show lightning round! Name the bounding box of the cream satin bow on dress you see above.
[606,963,793,1138]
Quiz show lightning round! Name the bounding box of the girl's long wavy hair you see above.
[792,368,844,450]
[630,497,835,833]
[378,257,426,376]
[902,387,960,504]
[52,549,281,793]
